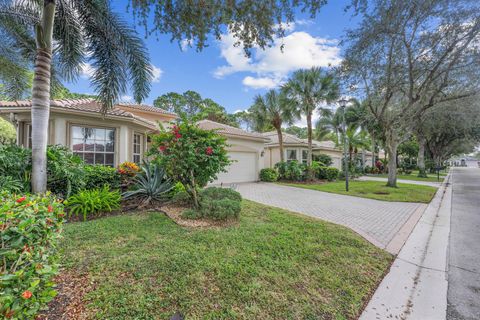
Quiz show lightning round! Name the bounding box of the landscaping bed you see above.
[367,173,444,183]
[280,180,437,203]
[50,200,392,320]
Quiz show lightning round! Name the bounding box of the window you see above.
[71,126,115,166]
[301,150,308,164]
[286,149,297,162]
[133,133,142,164]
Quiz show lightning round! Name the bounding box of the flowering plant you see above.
[150,119,230,208]
[0,192,64,319]
[118,161,140,176]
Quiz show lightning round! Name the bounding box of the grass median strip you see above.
[59,200,392,319]
[279,180,437,203]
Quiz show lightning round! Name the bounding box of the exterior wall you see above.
[312,149,342,169]
[266,146,343,170]
[13,111,155,166]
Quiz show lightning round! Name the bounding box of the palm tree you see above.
[283,67,339,166]
[0,0,152,193]
[249,90,298,162]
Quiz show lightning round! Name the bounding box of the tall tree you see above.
[343,0,480,187]
[283,67,339,166]
[0,0,152,193]
[249,90,298,162]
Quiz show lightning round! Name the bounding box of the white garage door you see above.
[213,151,258,184]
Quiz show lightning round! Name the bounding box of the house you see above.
[0,99,266,184]
[262,131,376,169]
[197,120,267,184]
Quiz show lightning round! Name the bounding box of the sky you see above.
[66,0,358,119]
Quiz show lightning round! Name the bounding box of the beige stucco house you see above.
[262,131,376,169]
[0,99,267,184]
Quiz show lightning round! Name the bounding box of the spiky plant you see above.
[0,0,152,193]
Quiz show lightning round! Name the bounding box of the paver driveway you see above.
[237,183,425,251]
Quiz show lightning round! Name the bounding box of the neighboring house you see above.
[262,131,375,169]
[197,120,267,184]
[0,99,266,184]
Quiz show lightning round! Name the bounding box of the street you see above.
[447,168,480,319]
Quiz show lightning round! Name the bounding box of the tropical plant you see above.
[122,161,174,207]
[259,168,278,182]
[313,154,333,167]
[149,119,230,209]
[65,185,121,221]
[283,67,339,167]
[0,118,16,145]
[0,176,24,193]
[0,192,64,319]
[84,165,121,190]
[275,161,304,181]
[46,145,85,198]
[0,144,31,191]
[249,89,298,162]
[0,0,152,193]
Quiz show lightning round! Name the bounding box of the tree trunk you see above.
[31,0,55,193]
[386,141,398,187]
[371,134,376,168]
[306,112,313,166]
[276,125,284,163]
[417,135,427,177]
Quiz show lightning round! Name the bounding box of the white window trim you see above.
[132,132,144,164]
[70,125,116,166]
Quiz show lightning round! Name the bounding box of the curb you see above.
[360,173,452,320]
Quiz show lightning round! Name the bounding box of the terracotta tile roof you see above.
[263,131,307,145]
[0,99,160,129]
[116,102,177,116]
[197,120,267,141]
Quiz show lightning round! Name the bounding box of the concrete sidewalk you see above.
[358,175,442,187]
[360,174,451,320]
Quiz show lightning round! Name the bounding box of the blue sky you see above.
[67,1,357,116]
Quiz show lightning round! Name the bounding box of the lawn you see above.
[280,180,437,203]
[59,200,392,320]
[368,172,445,183]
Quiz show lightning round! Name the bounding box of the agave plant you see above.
[122,161,173,208]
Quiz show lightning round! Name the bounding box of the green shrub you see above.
[65,186,121,221]
[84,165,121,190]
[313,153,333,166]
[46,145,85,198]
[325,167,340,181]
[0,192,64,319]
[259,168,278,182]
[182,187,242,221]
[122,161,173,207]
[275,161,304,181]
[0,145,31,192]
[171,190,193,205]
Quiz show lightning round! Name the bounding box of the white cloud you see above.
[150,64,163,82]
[180,39,193,51]
[80,63,95,78]
[214,23,342,90]
[120,95,133,102]
[242,76,281,89]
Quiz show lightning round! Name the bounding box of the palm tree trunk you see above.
[31,0,56,193]
[276,125,284,162]
[306,112,313,166]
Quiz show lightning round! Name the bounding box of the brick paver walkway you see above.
[237,183,424,249]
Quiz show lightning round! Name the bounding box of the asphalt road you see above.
[447,168,480,320]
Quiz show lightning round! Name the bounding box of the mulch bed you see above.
[36,271,95,320]
[161,204,238,229]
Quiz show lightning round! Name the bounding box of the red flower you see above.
[158,145,167,152]
[21,290,32,299]
[174,133,182,139]
[48,205,53,213]
[4,310,15,318]
[16,196,26,203]
[206,147,213,155]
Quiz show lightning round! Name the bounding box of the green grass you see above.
[368,172,444,183]
[280,180,437,203]
[60,200,392,320]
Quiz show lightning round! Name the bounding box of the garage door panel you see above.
[213,152,257,184]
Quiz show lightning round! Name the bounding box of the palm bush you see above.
[122,161,174,207]
[65,186,121,221]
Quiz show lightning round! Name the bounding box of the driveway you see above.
[237,183,425,252]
